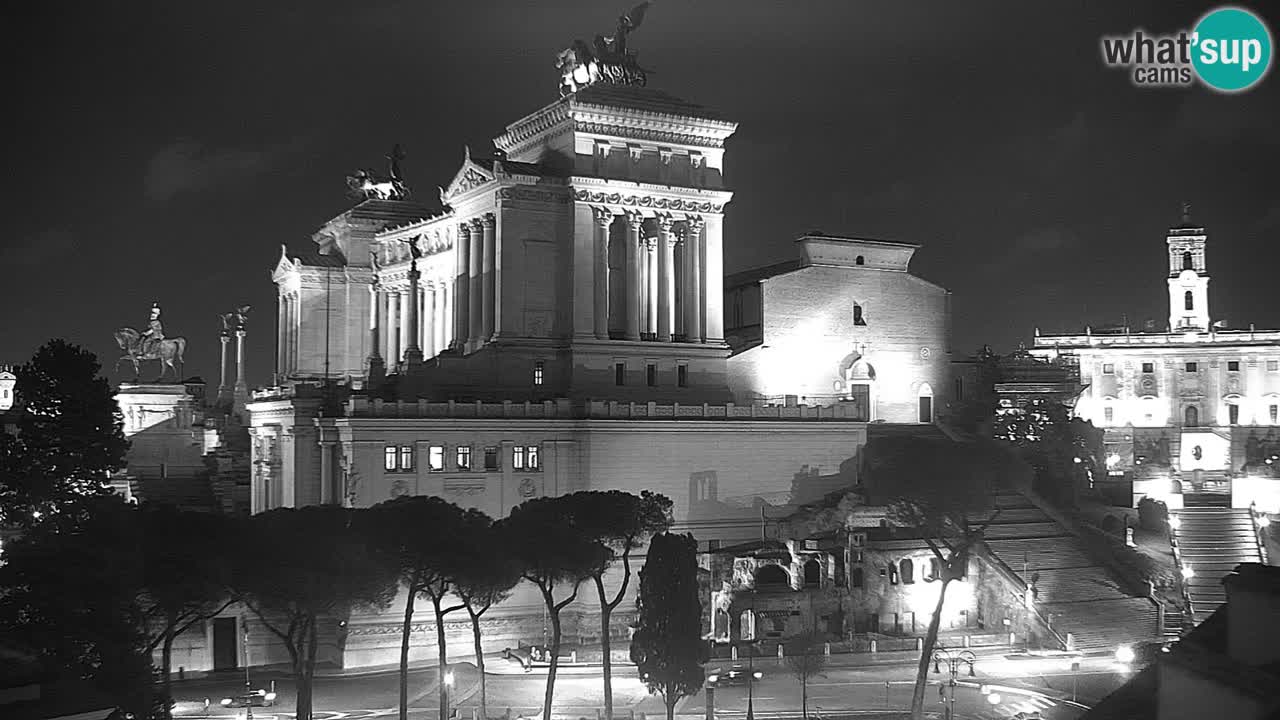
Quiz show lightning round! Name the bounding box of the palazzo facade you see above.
[240,80,952,670]
[1032,212,1280,511]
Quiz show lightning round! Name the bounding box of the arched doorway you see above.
[1184,405,1199,427]
[838,352,877,421]
[918,382,935,423]
[803,559,821,587]
[755,564,789,588]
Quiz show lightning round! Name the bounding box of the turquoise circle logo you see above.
[1192,6,1273,92]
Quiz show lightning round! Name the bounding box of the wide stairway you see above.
[981,494,1160,651]
[1171,506,1262,624]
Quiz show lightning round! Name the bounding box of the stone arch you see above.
[917,382,935,423]
[1183,251,1193,271]
[755,564,789,587]
[900,558,915,584]
[803,558,821,587]
[855,255,865,266]
[1185,405,1199,427]
[1185,290,1194,311]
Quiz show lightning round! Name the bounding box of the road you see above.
[169,652,1141,720]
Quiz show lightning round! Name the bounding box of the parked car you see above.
[220,689,277,708]
[707,665,762,687]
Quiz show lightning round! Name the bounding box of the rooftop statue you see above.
[218,305,252,333]
[115,302,188,382]
[346,143,411,200]
[558,2,651,96]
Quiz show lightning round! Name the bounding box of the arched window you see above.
[853,304,866,326]
[1183,251,1193,271]
[1185,291,1194,311]
[803,559,821,587]
[851,566,865,588]
[855,255,865,266]
[900,558,915,584]
[755,564,789,587]
[1185,405,1199,427]
[928,557,942,581]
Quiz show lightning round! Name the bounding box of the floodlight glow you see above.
[1181,565,1195,580]
[752,671,762,679]
[987,693,1002,705]
[1115,645,1135,664]
[444,670,455,686]
[707,674,719,683]
[1107,453,1121,468]
[1258,514,1271,528]
[1169,515,1182,531]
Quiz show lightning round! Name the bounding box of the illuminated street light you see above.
[987,692,1002,705]
[932,646,977,720]
[1115,645,1136,664]
[1169,515,1182,531]
[1181,565,1195,580]
[1258,514,1271,529]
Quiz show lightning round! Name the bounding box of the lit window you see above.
[677,365,688,388]
[399,446,414,472]
[533,361,545,386]
[1104,407,1114,423]
[1102,364,1115,375]
[484,447,499,471]
[1228,361,1240,372]
[456,445,472,470]
[527,444,539,470]
[428,446,445,472]
[647,364,657,387]
[1142,362,1154,373]
[1186,362,1198,373]
[1271,405,1278,424]
[615,362,625,386]
[513,446,525,469]
[513,445,541,471]
[384,446,398,471]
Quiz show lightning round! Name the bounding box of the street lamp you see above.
[932,646,977,720]
[442,667,455,720]
[243,625,253,720]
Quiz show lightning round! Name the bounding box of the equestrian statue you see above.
[115,302,188,381]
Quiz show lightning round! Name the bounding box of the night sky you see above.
[5,1,1278,386]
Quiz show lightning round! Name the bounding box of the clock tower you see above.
[1166,202,1210,331]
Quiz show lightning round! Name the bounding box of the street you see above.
[168,651,1139,720]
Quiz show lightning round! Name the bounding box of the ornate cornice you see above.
[573,120,727,149]
[496,186,572,205]
[574,189,725,215]
[494,102,573,154]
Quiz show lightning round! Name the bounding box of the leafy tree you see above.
[500,496,603,720]
[994,398,1102,506]
[454,515,522,720]
[784,632,827,720]
[571,490,673,720]
[365,496,483,720]
[0,495,154,715]
[0,340,127,527]
[860,435,1026,720]
[236,506,398,720]
[139,505,237,719]
[631,532,706,720]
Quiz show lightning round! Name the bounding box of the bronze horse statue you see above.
[114,327,187,381]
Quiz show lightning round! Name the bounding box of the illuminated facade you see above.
[1031,212,1280,510]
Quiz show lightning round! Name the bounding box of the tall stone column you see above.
[481,213,497,341]
[454,224,471,350]
[657,215,676,342]
[399,288,414,364]
[234,328,248,407]
[645,238,658,337]
[319,438,336,505]
[683,217,704,343]
[404,261,423,368]
[218,331,231,402]
[387,291,400,364]
[468,219,484,348]
[624,212,643,341]
[703,214,725,343]
[423,284,435,358]
[440,283,451,351]
[367,284,385,388]
[275,297,285,379]
[592,206,613,339]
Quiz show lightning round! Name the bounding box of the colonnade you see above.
[369,278,455,364]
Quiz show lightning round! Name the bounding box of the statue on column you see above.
[346,144,411,200]
[556,2,651,95]
[114,302,188,381]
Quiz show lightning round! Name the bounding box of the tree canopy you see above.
[631,532,706,720]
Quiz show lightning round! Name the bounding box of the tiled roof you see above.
[571,84,727,122]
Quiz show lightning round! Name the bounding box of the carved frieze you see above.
[573,189,723,214]
[496,187,570,204]
[573,121,727,149]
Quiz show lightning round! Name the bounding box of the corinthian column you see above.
[387,291,400,362]
[645,237,658,338]
[657,215,676,342]
[481,213,497,341]
[454,224,471,350]
[592,206,613,339]
[468,218,484,347]
[404,259,423,367]
[367,283,385,387]
[703,214,725,343]
[624,212,643,341]
[684,216,705,343]
[218,331,231,400]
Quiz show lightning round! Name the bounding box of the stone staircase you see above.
[1171,507,1262,624]
[980,493,1161,651]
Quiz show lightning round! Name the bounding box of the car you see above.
[220,689,277,708]
[707,665,762,687]
[1115,640,1173,668]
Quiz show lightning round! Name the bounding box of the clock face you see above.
[919,347,931,360]
[1141,377,1156,391]
[1179,269,1199,283]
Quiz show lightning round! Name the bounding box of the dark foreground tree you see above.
[574,490,673,720]
[784,632,827,720]
[454,514,522,720]
[994,398,1102,506]
[237,506,398,720]
[0,340,127,527]
[365,496,483,720]
[861,435,1027,720]
[631,532,706,720]
[500,496,602,720]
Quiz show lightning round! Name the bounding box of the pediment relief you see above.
[442,150,495,202]
[271,245,298,282]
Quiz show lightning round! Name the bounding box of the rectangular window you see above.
[1102,363,1115,375]
[527,444,540,470]
[513,445,525,470]
[677,365,688,388]
[533,360,545,386]
[456,445,472,471]
[614,362,625,386]
[1142,362,1154,373]
[399,445,415,472]
[1271,405,1278,424]
[1270,360,1279,372]
[384,446,397,471]
[1229,405,1240,425]
[647,364,657,387]
[428,446,445,472]
[1228,361,1240,372]
[513,445,541,471]
[484,447,499,471]
[1186,362,1198,373]
[1104,407,1114,423]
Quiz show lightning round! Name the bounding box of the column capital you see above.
[625,211,645,231]
[656,213,677,234]
[458,222,472,237]
[480,212,496,229]
[684,214,706,233]
[468,217,484,232]
[591,205,615,228]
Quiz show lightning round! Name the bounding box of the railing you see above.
[342,397,871,421]
[975,540,1069,650]
[1250,501,1270,565]
[1167,512,1196,622]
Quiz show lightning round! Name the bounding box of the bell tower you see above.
[1167,202,1210,331]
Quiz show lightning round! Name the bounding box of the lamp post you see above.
[442,666,455,720]
[931,646,976,720]
[243,624,253,720]
[746,592,755,720]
